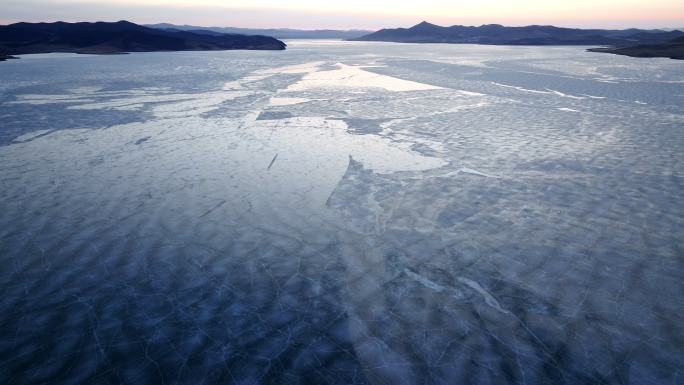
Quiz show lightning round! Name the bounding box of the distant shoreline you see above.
[587,41,684,60]
[351,21,684,60]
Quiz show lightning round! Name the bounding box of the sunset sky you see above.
[2,0,683,29]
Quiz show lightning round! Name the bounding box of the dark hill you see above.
[353,21,684,46]
[0,20,286,57]
[146,23,372,39]
[588,36,684,60]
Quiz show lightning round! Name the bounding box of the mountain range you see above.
[353,21,684,46]
[146,23,372,40]
[0,21,286,57]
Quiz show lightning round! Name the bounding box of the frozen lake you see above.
[0,41,683,384]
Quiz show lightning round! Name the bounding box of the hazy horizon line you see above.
[1,19,683,32]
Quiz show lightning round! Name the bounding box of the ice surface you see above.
[0,42,683,385]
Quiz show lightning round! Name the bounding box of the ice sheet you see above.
[1,43,683,385]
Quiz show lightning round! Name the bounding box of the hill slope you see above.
[0,21,286,57]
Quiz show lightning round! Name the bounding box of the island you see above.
[0,20,286,59]
[351,21,684,52]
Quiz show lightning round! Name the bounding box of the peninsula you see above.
[0,20,286,58]
[588,36,684,60]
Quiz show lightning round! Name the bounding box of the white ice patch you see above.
[1,114,445,216]
[285,63,442,92]
[596,79,620,84]
[580,94,606,99]
[558,108,580,112]
[458,90,486,97]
